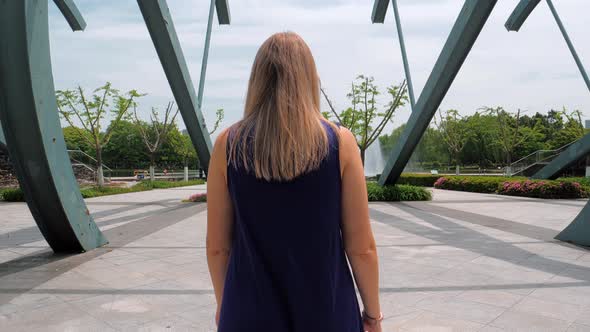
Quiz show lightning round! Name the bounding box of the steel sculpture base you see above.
[0,123,5,147]
[137,0,229,170]
[556,201,590,246]
[377,1,498,185]
[0,0,107,252]
[532,133,590,180]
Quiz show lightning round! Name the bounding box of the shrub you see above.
[433,176,512,193]
[1,188,25,202]
[397,173,442,187]
[498,180,588,199]
[366,182,432,201]
[557,177,590,190]
[185,193,207,203]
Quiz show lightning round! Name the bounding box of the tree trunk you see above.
[149,154,155,182]
[455,165,460,176]
[360,148,366,166]
[96,148,105,187]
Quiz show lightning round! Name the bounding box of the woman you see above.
[207,32,382,332]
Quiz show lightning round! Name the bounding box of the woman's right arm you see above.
[338,127,382,329]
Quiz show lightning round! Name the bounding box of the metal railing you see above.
[67,150,112,181]
[508,141,575,176]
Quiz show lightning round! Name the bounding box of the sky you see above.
[48,0,590,135]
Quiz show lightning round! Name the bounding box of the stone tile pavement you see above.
[1,186,590,331]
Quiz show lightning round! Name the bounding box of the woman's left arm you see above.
[206,129,234,324]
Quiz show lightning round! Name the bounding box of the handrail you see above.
[67,149,112,172]
[509,140,578,176]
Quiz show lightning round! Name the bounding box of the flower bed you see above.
[433,176,511,194]
[498,180,588,199]
[433,176,588,199]
[186,193,207,203]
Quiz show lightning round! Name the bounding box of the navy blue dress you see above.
[218,123,362,332]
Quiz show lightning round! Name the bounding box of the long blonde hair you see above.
[228,32,333,181]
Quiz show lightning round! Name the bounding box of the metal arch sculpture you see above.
[373,0,498,186]
[138,0,230,170]
[0,0,230,253]
[504,0,590,246]
[505,0,590,181]
[0,0,107,252]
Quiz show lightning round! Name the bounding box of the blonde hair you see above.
[228,32,334,181]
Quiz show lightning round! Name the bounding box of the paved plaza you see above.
[1,186,590,331]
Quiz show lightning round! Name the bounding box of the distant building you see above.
[586,120,590,129]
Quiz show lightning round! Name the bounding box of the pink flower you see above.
[188,193,207,202]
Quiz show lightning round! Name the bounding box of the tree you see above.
[434,109,470,174]
[101,120,147,169]
[176,133,199,169]
[380,124,448,170]
[484,107,541,170]
[56,82,144,186]
[548,109,585,149]
[322,75,407,164]
[62,126,93,152]
[133,102,180,180]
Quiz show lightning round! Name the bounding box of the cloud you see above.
[48,0,590,132]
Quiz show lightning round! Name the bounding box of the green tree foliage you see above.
[101,120,147,169]
[484,107,542,165]
[434,109,470,171]
[322,75,408,164]
[379,108,585,172]
[56,82,144,186]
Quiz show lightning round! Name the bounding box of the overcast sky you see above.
[48,0,590,133]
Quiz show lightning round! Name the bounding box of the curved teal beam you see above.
[0,122,5,147]
[390,0,416,109]
[53,0,87,31]
[138,0,230,170]
[197,0,217,111]
[556,202,590,246]
[377,1,498,185]
[199,0,231,110]
[504,0,540,32]
[532,133,590,180]
[0,0,107,252]
[215,0,231,25]
[505,0,590,93]
[372,0,416,109]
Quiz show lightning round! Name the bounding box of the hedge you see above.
[557,177,590,190]
[0,188,25,202]
[499,180,588,199]
[434,176,588,199]
[433,176,512,193]
[366,182,432,201]
[396,174,443,187]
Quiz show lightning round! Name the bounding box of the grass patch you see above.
[0,179,206,202]
[367,182,432,201]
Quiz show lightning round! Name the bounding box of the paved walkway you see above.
[0,187,589,331]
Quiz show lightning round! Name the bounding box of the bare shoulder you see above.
[211,128,231,168]
[337,126,360,171]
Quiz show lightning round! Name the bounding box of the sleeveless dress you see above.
[218,122,363,332]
